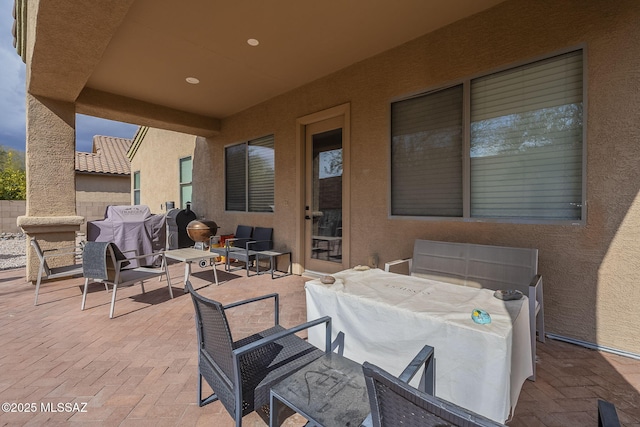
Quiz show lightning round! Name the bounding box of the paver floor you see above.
[0,261,638,426]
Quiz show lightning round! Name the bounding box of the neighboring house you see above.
[75,135,132,233]
[127,127,196,214]
[13,1,640,360]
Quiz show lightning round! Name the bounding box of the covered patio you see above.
[8,0,640,425]
[13,0,640,364]
[0,263,639,426]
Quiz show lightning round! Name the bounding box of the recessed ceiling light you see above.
[186,77,200,84]
[247,38,259,47]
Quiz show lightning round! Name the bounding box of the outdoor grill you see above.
[186,219,219,244]
[86,205,166,267]
[166,203,197,249]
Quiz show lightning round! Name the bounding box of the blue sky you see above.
[0,0,139,154]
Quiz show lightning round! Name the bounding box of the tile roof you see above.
[75,135,132,175]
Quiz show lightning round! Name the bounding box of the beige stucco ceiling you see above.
[23,0,506,135]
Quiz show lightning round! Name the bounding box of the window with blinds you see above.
[470,51,583,220]
[248,136,275,212]
[225,144,247,211]
[225,135,275,212]
[391,85,463,216]
[390,49,584,222]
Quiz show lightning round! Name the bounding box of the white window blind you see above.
[248,135,275,212]
[470,50,583,219]
[225,135,275,212]
[391,85,463,216]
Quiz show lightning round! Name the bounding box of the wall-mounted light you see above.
[185,77,200,84]
[247,38,259,47]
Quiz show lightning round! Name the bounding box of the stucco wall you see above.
[75,173,131,233]
[130,128,196,215]
[192,0,640,355]
[2,171,130,234]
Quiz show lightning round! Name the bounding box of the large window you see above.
[179,156,192,209]
[391,50,584,222]
[225,135,275,212]
[133,171,140,205]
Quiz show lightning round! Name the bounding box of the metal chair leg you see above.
[198,373,219,406]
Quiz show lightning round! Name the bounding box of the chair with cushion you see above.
[227,225,253,250]
[247,226,273,252]
[81,241,172,318]
[185,281,331,427]
[363,345,505,427]
[31,237,84,305]
[245,226,274,274]
[210,225,253,272]
[213,226,275,276]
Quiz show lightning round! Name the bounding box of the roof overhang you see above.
[14,0,506,136]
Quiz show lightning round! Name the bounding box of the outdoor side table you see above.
[164,247,219,289]
[256,250,292,279]
[269,352,370,427]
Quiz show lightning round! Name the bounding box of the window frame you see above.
[224,135,275,213]
[388,46,587,226]
[179,156,193,210]
[133,171,141,205]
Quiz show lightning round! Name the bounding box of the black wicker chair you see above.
[363,345,505,427]
[185,281,331,427]
[598,399,621,427]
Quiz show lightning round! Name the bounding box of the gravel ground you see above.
[0,233,27,270]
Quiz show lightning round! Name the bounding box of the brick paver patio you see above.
[0,261,638,426]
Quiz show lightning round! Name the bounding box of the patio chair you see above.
[363,345,505,427]
[245,226,274,271]
[31,237,84,305]
[185,281,331,427]
[598,399,621,427]
[210,225,252,270]
[213,226,274,275]
[226,224,253,250]
[81,241,172,318]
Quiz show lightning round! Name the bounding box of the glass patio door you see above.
[305,116,346,273]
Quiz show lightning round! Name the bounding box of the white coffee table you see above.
[164,247,219,288]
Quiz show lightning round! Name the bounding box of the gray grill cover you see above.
[87,205,166,267]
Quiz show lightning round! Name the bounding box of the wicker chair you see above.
[185,281,331,427]
[598,399,621,427]
[363,345,505,427]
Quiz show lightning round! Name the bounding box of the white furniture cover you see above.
[305,268,532,423]
[87,205,166,267]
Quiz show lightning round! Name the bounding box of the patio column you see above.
[17,94,84,282]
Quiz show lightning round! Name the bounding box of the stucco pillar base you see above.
[17,215,84,282]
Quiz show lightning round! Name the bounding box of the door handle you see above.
[305,215,311,220]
